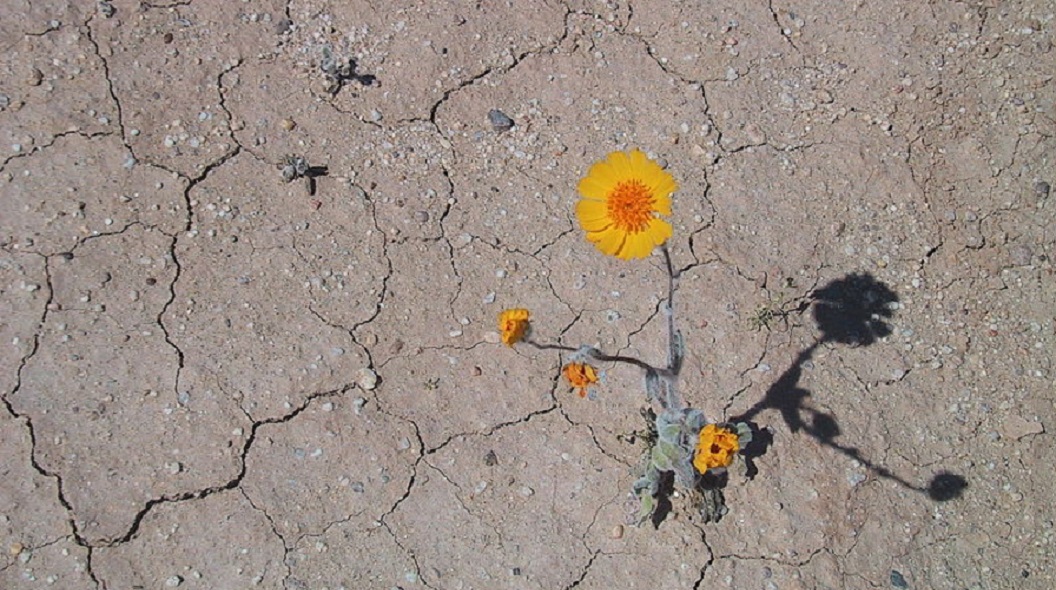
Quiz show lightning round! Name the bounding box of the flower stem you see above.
[659,244,683,411]
[525,339,663,374]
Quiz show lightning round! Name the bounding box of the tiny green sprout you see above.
[747,289,795,332]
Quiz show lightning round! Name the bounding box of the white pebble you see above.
[356,368,378,390]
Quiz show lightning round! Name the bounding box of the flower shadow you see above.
[732,272,967,502]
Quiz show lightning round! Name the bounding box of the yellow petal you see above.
[576,200,613,232]
[592,228,627,257]
[628,149,652,177]
[606,150,632,172]
[622,230,656,259]
[648,178,676,215]
[645,217,673,246]
[579,159,620,195]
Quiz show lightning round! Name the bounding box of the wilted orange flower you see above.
[563,362,599,397]
[576,149,676,260]
[498,308,530,346]
[693,424,740,472]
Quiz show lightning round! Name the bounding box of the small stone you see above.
[352,397,367,414]
[281,118,296,131]
[356,368,378,390]
[1035,181,1050,199]
[519,485,534,497]
[1001,415,1044,440]
[1009,245,1032,266]
[488,109,514,132]
[890,569,909,589]
[483,450,498,466]
[8,542,23,555]
[165,576,183,587]
[27,67,43,87]
[611,524,624,539]
[370,109,383,122]
[321,402,334,412]
[413,210,430,223]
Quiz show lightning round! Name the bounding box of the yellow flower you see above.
[498,308,530,346]
[576,149,676,260]
[693,424,740,472]
[562,362,599,397]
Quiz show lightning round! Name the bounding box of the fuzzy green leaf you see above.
[636,492,656,526]
[651,440,681,471]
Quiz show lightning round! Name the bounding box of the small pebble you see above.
[356,368,378,390]
[488,109,514,132]
[165,576,183,587]
[890,569,909,589]
[352,396,367,414]
[281,118,296,131]
[611,524,624,539]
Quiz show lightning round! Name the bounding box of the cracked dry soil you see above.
[1,1,1054,589]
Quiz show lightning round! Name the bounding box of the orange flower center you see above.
[607,180,655,233]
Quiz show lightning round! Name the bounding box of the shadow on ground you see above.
[733,272,968,502]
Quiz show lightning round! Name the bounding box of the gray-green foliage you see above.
[632,392,708,525]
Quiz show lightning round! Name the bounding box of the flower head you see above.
[576,149,676,260]
[693,423,740,472]
[498,308,530,346]
[563,362,599,397]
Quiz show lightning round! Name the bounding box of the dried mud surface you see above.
[2,1,1054,589]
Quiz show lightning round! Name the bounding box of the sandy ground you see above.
[2,1,1054,588]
